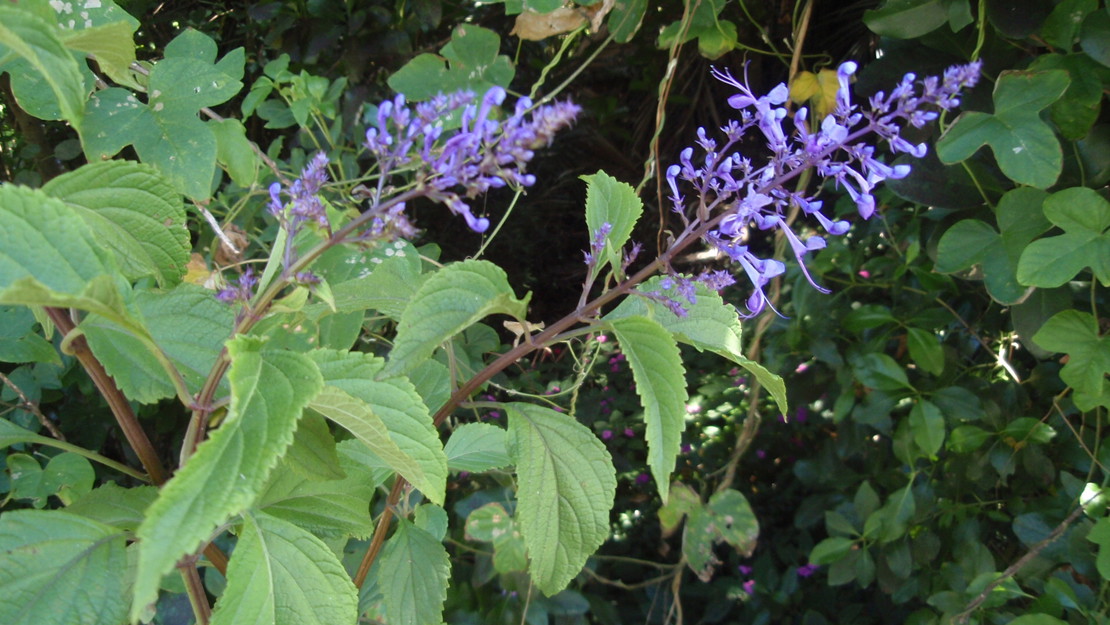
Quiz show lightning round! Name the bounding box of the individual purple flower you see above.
[216,267,258,306]
[738,564,753,575]
[742,579,756,595]
[797,563,820,578]
[623,427,635,438]
[635,472,651,485]
[601,429,613,440]
[667,59,980,316]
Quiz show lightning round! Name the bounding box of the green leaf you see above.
[809,536,857,565]
[863,0,950,38]
[66,483,158,531]
[0,509,129,625]
[0,185,116,296]
[909,400,945,458]
[212,118,260,187]
[656,0,737,59]
[683,489,759,579]
[1008,616,1070,625]
[1080,7,1110,67]
[506,403,616,595]
[609,0,647,42]
[605,277,787,415]
[328,240,424,320]
[657,481,703,533]
[875,485,916,543]
[851,353,912,391]
[0,305,60,364]
[1088,515,1110,580]
[132,337,323,620]
[948,425,992,452]
[210,511,358,625]
[255,458,377,538]
[414,503,449,541]
[582,171,643,272]
[1017,187,1110,288]
[444,423,510,472]
[937,70,1070,188]
[0,6,86,130]
[1029,53,1105,140]
[60,19,138,89]
[42,160,188,286]
[935,187,1051,304]
[906,328,945,375]
[465,502,528,573]
[388,25,514,100]
[80,283,235,404]
[283,412,345,481]
[385,259,528,377]
[377,520,451,625]
[310,350,447,504]
[608,315,688,500]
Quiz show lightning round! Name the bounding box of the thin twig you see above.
[0,370,65,440]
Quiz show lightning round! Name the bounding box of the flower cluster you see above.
[267,152,332,274]
[364,87,581,233]
[666,60,981,316]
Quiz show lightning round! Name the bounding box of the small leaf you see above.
[851,353,912,391]
[385,259,528,377]
[658,481,702,534]
[132,338,323,620]
[906,328,945,375]
[465,502,528,573]
[937,70,1070,188]
[0,510,129,625]
[1080,7,1110,67]
[809,537,857,565]
[608,315,688,500]
[507,403,616,595]
[1088,516,1110,580]
[444,423,510,472]
[377,520,451,625]
[909,400,946,458]
[210,512,358,625]
[684,489,759,578]
[583,171,643,272]
[65,483,158,531]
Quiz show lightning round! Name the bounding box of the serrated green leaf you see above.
[583,171,642,272]
[132,337,322,620]
[909,400,945,458]
[1017,187,1110,288]
[608,315,687,500]
[863,0,949,38]
[605,276,786,415]
[506,403,616,595]
[937,70,1070,188]
[327,240,425,320]
[0,6,86,130]
[310,349,447,504]
[444,422,510,472]
[385,259,528,377]
[66,483,158,531]
[80,283,235,404]
[283,412,345,481]
[0,510,129,625]
[378,520,451,625]
[42,160,189,286]
[388,25,513,100]
[255,458,377,539]
[210,511,357,625]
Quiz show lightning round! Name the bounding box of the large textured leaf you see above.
[444,422,510,472]
[506,403,616,595]
[65,483,159,532]
[1017,187,1110,288]
[937,70,1070,188]
[377,520,451,625]
[0,510,129,625]
[43,161,189,286]
[210,512,357,625]
[310,350,447,504]
[583,171,643,272]
[255,461,376,538]
[607,315,687,501]
[0,6,86,130]
[385,259,528,377]
[80,283,235,403]
[132,337,322,619]
[605,276,786,414]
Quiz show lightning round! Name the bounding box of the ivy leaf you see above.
[656,0,737,59]
[1017,187,1110,288]
[657,481,703,535]
[1029,53,1106,140]
[937,70,1070,188]
[0,510,129,625]
[1032,310,1110,411]
[605,276,787,415]
[60,18,139,90]
[935,187,1052,304]
[377,520,451,625]
[42,161,188,286]
[0,6,86,130]
[583,171,643,272]
[385,259,528,377]
[388,25,514,100]
[506,403,616,595]
[608,315,688,500]
[132,337,323,620]
[310,350,447,505]
[210,512,358,625]
[444,423,511,473]
[684,489,759,580]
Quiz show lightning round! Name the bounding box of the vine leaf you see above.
[1032,310,1110,411]
[309,350,447,505]
[583,171,643,273]
[0,510,129,625]
[0,6,86,130]
[210,512,358,625]
[506,402,616,595]
[1017,187,1110,288]
[657,0,738,59]
[131,337,322,620]
[444,422,511,473]
[682,490,760,580]
[377,519,451,625]
[605,276,786,415]
[605,314,686,500]
[385,259,529,377]
[937,69,1070,188]
[388,25,514,100]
